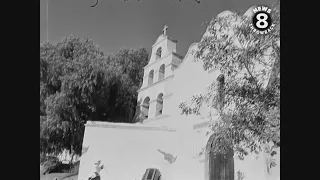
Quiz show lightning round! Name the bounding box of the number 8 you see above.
[256,13,268,29]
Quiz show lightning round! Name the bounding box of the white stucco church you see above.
[78,8,280,180]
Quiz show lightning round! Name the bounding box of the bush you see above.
[41,154,80,174]
[40,155,59,165]
[42,157,62,174]
[69,160,80,173]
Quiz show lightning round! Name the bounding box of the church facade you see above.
[78,9,280,180]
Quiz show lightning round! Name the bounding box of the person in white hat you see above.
[88,160,104,180]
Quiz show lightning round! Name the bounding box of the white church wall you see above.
[78,121,200,180]
[164,43,221,118]
[160,92,173,117]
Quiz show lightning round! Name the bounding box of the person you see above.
[88,160,104,180]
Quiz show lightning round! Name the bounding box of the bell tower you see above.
[141,25,182,89]
[136,25,183,122]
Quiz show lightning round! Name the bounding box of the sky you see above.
[40,0,277,56]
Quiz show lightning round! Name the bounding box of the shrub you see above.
[42,157,62,174]
[69,160,80,173]
[40,154,46,165]
[41,154,80,174]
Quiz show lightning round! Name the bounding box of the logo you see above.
[249,6,276,34]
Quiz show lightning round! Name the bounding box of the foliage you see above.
[40,155,79,175]
[42,156,62,174]
[40,154,59,165]
[107,48,149,122]
[69,160,80,174]
[236,170,245,180]
[40,35,103,157]
[179,0,280,164]
[40,35,148,158]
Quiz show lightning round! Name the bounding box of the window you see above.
[142,168,161,180]
[147,169,154,179]
[155,93,163,116]
[158,64,165,81]
[156,47,162,60]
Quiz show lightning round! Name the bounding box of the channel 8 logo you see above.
[250,6,275,34]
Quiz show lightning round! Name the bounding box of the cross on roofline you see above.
[162,25,168,36]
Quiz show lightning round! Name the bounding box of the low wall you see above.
[78,121,280,180]
[78,121,202,180]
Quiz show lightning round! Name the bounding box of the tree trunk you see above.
[69,119,74,164]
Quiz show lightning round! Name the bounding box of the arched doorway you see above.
[155,93,163,116]
[204,136,234,180]
[142,97,150,119]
